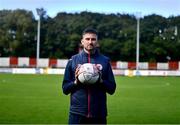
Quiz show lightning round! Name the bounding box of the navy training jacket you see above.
[62,49,116,118]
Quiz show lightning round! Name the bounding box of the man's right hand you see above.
[74,64,81,84]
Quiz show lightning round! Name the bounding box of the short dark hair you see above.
[82,28,98,36]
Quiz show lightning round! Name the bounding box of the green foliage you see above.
[0,9,180,61]
[99,39,120,60]
[0,9,36,57]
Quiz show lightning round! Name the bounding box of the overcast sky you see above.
[0,0,179,18]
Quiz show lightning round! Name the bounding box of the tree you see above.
[0,9,36,57]
[0,10,180,62]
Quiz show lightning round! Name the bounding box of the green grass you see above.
[108,76,180,124]
[0,74,180,124]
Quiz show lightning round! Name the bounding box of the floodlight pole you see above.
[136,12,141,74]
[36,8,44,68]
[36,16,40,68]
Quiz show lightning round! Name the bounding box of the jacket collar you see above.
[81,48,99,57]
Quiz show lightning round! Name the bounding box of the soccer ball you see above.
[78,63,99,84]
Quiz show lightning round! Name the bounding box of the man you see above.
[62,28,116,124]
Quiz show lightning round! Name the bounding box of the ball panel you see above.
[77,63,99,84]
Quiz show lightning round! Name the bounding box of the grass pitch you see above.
[0,74,180,124]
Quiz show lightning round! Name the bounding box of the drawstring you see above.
[88,52,91,63]
[87,52,91,118]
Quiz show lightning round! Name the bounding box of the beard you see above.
[84,45,96,54]
[86,43,95,50]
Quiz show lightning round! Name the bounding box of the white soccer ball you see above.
[78,63,99,84]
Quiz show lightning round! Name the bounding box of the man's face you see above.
[81,33,98,52]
